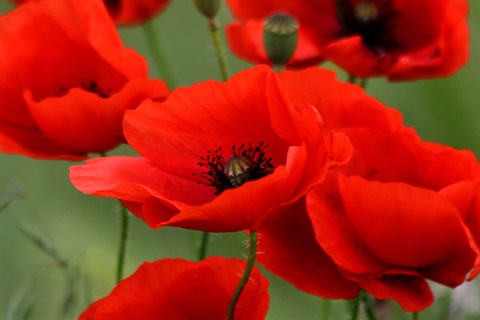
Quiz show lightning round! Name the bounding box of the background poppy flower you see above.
[70,65,352,232]
[254,67,479,311]
[10,0,171,25]
[103,0,171,25]
[79,257,270,320]
[226,0,469,80]
[0,0,169,160]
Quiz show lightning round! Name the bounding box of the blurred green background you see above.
[0,0,479,319]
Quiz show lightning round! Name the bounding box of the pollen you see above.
[194,142,274,195]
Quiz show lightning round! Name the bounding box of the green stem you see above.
[227,231,258,320]
[350,295,361,320]
[359,78,368,89]
[207,17,231,81]
[320,298,331,320]
[347,74,368,90]
[361,290,378,320]
[412,312,419,320]
[348,73,356,84]
[142,21,176,89]
[198,231,210,261]
[116,204,129,283]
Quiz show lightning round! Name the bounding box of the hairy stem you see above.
[116,204,129,283]
[143,21,176,88]
[198,231,210,261]
[208,18,231,81]
[227,231,258,320]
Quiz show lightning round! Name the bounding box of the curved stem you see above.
[227,231,258,320]
[142,21,176,89]
[116,204,129,283]
[198,231,210,261]
[207,17,231,81]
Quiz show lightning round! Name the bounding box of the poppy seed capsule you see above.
[355,1,379,23]
[224,154,251,187]
[263,13,299,66]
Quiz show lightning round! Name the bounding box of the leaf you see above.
[0,180,24,213]
[14,221,67,267]
[4,277,38,320]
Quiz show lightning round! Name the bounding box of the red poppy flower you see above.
[101,0,171,25]
[254,67,479,311]
[79,257,270,320]
[70,65,353,232]
[0,0,169,160]
[226,0,469,80]
[10,0,171,25]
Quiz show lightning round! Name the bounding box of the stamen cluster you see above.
[57,81,111,98]
[194,142,274,195]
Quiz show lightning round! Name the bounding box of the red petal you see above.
[278,67,404,132]
[325,36,396,78]
[343,271,434,312]
[257,198,360,298]
[25,79,168,154]
[0,121,86,160]
[79,257,269,320]
[339,175,476,286]
[387,0,469,80]
[307,183,387,274]
[110,0,171,25]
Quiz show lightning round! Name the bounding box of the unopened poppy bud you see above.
[263,13,299,66]
[224,154,250,187]
[193,0,221,19]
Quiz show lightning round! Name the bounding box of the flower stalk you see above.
[142,21,176,89]
[116,204,129,283]
[198,231,210,261]
[208,17,231,81]
[227,231,258,320]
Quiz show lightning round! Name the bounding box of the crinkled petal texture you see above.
[70,65,353,232]
[239,67,479,311]
[0,0,169,159]
[269,68,479,310]
[226,0,468,80]
[79,257,269,320]
[256,198,361,299]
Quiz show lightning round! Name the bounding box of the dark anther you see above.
[56,81,112,98]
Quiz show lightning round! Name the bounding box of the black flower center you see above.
[57,81,112,99]
[335,0,398,52]
[194,142,275,195]
[103,0,121,14]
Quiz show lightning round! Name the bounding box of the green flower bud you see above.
[263,14,299,66]
[193,0,221,19]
